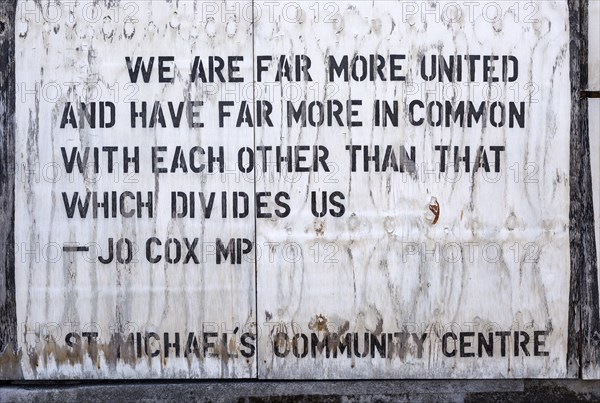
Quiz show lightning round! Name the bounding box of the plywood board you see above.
[254,0,571,379]
[8,0,574,380]
[14,0,257,378]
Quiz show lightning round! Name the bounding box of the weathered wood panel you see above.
[584,0,600,380]
[255,1,572,378]
[589,1,600,91]
[0,0,20,378]
[13,0,256,379]
[568,0,600,381]
[0,0,590,380]
[587,102,600,375]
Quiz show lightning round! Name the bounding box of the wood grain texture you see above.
[571,0,600,380]
[12,0,256,379]
[0,0,597,381]
[0,0,18,366]
[255,0,572,379]
[588,0,600,380]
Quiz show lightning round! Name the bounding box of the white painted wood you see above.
[255,0,571,378]
[12,0,572,380]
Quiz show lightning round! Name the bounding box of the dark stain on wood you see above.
[568,0,600,379]
[0,0,20,379]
